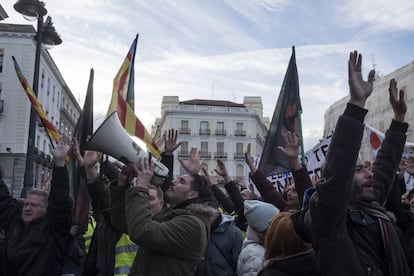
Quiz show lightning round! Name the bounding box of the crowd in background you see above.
[1,50,414,275]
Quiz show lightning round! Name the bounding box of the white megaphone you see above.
[85,111,169,186]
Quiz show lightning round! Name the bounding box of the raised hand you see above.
[278,131,301,170]
[134,158,154,189]
[71,137,84,167]
[389,78,407,122]
[214,159,231,183]
[164,129,182,154]
[201,167,214,187]
[244,143,256,174]
[179,147,203,174]
[348,50,376,108]
[51,143,69,167]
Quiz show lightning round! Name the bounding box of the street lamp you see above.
[14,0,62,197]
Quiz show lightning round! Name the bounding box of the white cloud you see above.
[337,0,414,32]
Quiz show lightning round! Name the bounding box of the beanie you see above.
[244,200,279,232]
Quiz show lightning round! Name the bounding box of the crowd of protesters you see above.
[1,50,414,276]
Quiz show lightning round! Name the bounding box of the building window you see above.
[234,122,246,136]
[199,121,210,135]
[236,164,244,178]
[180,120,190,134]
[200,142,210,158]
[41,71,45,88]
[52,85,55,102]
[234,143,244,159]
[47,78,50,95]
[215,142,227,158]
[215,121,226,135]
[178,141,189,157]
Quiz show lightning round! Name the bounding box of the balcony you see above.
[234,152,245,159]
[200,151,211,159]
[179,128,191,135]
[178,150,190,157]
[234,130,246,136]
[215,129,226,136]
[214,152,227,159]
[199,129,211,135]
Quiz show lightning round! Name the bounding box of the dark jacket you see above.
[310,103,409,276]
[203,214,243,276]
[82,175,121,276]
[0,166,73,276]
[251,167,312,211]
[125,187,210,276]
[257,249,318,276]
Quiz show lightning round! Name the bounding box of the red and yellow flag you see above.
[12,56,61,144]
[106,35,161,158]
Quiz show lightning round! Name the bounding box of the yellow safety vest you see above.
[83,217,96,254]
[114,234,138,276]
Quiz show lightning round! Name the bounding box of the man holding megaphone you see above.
[110,146,216,276]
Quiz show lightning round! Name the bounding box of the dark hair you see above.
[189,173,213,201]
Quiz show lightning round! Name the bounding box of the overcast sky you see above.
[2,0,414,150]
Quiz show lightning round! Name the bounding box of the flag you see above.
[69,68,94,234]
[365,124,414,160]
[12,56,60,144]
[258,46,303,177]
[106,35,161,157]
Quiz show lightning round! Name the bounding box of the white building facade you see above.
[0,23,80,197]
[324,61,414,161]
[153,96,268,185]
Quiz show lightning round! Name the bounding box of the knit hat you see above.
[244,200,279,232]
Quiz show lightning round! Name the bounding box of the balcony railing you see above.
[200,151,211,158]
[199,129,211,135]
[215,129,226,136]
[234,130,246,136]
[234,152,245,159]
[214,152,227,159]
[179,128,191,135]
[178,150,190,157]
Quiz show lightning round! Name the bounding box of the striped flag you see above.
[106,35,161,158]
[12,56,60,144]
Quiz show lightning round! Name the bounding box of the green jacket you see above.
[125,187,209,276]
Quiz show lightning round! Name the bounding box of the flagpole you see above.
[298,110,305,164]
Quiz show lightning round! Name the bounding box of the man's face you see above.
[148,188,164,214]
[165,174,198,205]
[22,194,47,224]
[285,184,300,210]
[351,159,375,202]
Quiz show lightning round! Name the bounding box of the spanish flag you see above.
[106,35,161,158]
[12,56,60,144]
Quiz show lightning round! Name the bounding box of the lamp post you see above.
[14,0,62,197]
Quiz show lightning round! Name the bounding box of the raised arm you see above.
[311,50,375,224]
[47,144,73,235]
[278,131,313,207]
[245,143,287,210]
[372,78,408,204]
[160,129,182,191]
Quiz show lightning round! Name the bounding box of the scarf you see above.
[350,200,409,276]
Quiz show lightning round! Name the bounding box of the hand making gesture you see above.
[164,129,182,154]
[214,159,232,183]
[389,78,407,122]
[245,143,257,174]
[278,131,302,170]
[179,147,203,174]
[348,50,376,108]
